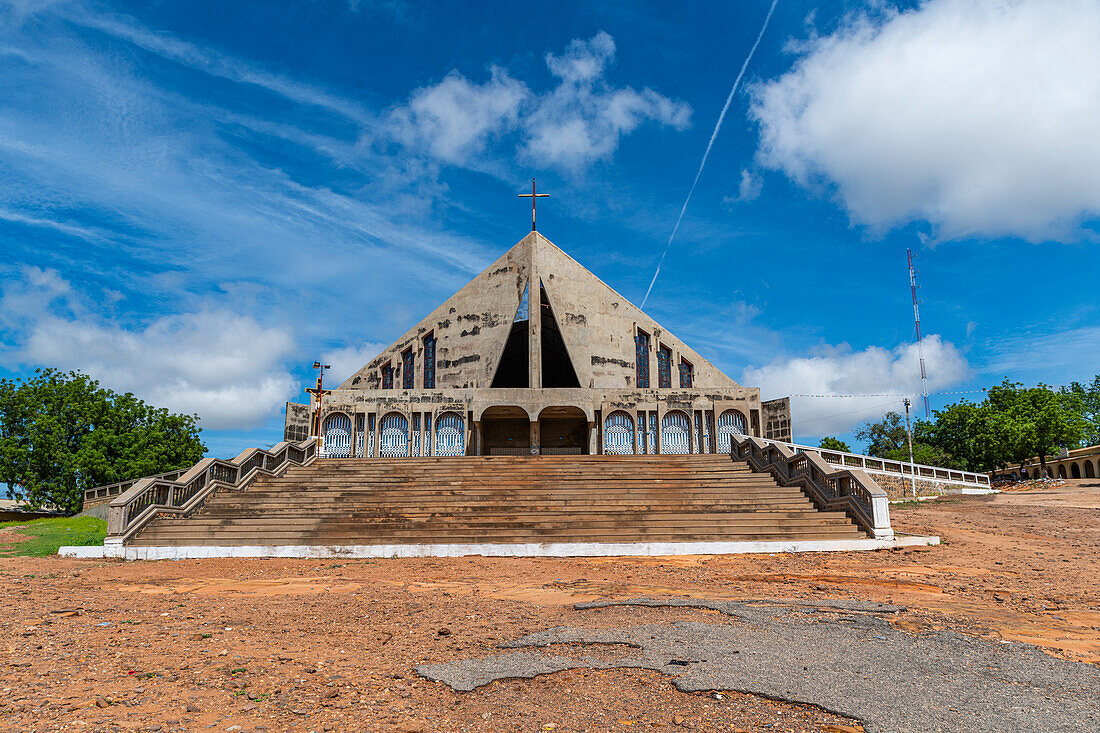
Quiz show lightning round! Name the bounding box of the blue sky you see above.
[1,0,1098,457]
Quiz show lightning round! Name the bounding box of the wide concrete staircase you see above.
[129,454,867,547]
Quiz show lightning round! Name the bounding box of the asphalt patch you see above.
[416,597,1100,733]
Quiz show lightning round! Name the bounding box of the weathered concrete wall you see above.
[284,402,310,442]
[762,397,792,442]
[340,240,530,391]
[339,232,742,394]
[873,474,985,499]
[535,236,739,390]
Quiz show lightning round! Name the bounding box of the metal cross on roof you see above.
[517,178,549,232]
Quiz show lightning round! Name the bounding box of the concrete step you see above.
[130,454,865,548]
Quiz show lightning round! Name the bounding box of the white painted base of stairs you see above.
[60,534,938,560]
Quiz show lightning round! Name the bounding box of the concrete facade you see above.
[1001,444,1100,480]
[287,232,790,457]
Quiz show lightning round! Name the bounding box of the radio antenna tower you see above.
[907,248,930,418]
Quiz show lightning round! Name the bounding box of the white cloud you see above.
[750,0,1100,242]
[1,268,297,431]
[389,31,691,171]
[724,168,762,204]
[389,67,528,164]
[521,31,691,171]
[322,341,388,386]
[742,335,970,435]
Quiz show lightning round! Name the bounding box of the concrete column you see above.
[588,421,598,455]
[529,246,541,390]
[473,420,482,456]
[530,419,541,455]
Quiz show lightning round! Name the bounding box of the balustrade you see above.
[730,435,893,540]
[104,439,317,543]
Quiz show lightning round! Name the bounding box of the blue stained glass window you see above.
[635,331,650,388]
[423,333,436,389]
[657,345,671,388]
[680,358,693,388]
[402,348,415,389]
[381,363,393,390]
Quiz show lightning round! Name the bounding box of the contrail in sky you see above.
[640,0,780,309]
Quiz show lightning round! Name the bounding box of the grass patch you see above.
[0,516,107,557]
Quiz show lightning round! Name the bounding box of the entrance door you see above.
[716,410,748,454]
[603,411,635,454]
[379,413,409,457]
[322,413,352,458]
[661,411,691,454]
[435,412,466,456]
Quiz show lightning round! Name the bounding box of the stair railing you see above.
[104,439,317,545]
[734,434,989,488]
[731,435,893,540]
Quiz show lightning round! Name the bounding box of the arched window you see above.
[715,410,748,454]
[322,413,352,458]
[1085,460,1095,479]
[379,413,409,457]
[435,412,465,456]
[661,411,691,454]
[1057,464,1067,479]
[1071,462,1082,479]
[381,363,394,390]
[603,411,635,454]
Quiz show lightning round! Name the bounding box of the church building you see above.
[286,231,792,459]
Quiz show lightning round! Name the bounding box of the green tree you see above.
[987,379,1087,475]
[0,369,206,514]
[855,411,956,468]
[920,400,1008,472]
[817,436,851,452]
[1061,375,1100,447]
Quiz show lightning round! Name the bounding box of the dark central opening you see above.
[491,321,529,387]
[540,285,580,388]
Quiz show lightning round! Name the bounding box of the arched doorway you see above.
[322,413,352,458]
[539,406,589,455]
[379,413,409,457]
[1086,460,1095,478]
[603,411,635,454]
[715,409,748,454]
[480,406,532,455]
[661,411,691,454]
[435,412,466,456]
[1071,462,1082,479]
[1057,464,1067,479]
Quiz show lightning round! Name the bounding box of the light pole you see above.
[904,398,917,497]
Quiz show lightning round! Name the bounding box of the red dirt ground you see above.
[1,480,1097,732]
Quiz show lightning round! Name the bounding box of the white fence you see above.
[740,435,991,489]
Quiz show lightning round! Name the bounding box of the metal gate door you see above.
[322,413,352,458]
[603,411,635,454]
[661,411,691,454]
[716,410,748,455]
[379,413,409,457]
[434,412,465,456]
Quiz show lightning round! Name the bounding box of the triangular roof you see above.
[339,232,739,390]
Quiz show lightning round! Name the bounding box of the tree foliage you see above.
[854,411,954,467]
[1061,375,1100,447]
[855,378,1093,473]
[817,436,851,453]
[0,370,206,514]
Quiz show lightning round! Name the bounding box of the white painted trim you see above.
[59,535,938,561]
